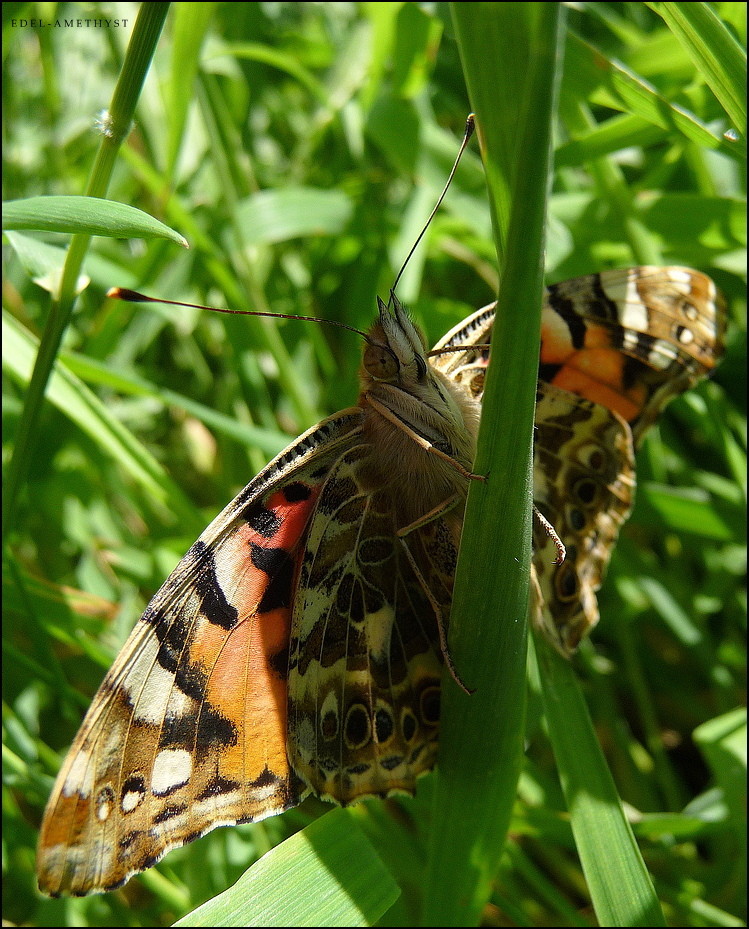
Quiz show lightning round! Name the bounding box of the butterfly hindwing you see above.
[531,381,636,651]
[287,443,450,804]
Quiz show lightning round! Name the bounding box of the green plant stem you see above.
[422,5,563,925]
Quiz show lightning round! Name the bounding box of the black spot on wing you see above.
[121,775,145,802]
[268,641,290,677]
[380,754,404,771]
[198,774,241,800]
[118,830,141,851]
[240,482,313,538]
[174,663,210,704]
[191,541,239,630]
[159,704,237,750]
[144,541,239,634]
[250,765,284,789]
[153,803,188,824]
[241,500,282,538]
[138,609,210,705]
[538,363,562,386]
[251,543,295,613]
[282,481,313,503]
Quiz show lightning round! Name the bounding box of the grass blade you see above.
[647,1,747,140]
[533,634,666,927]
[174,809,399,928]
[3,3,170,539]
[2,196,188,245]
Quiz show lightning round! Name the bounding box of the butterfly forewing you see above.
[539,267,725,438]
[37,410,362,896]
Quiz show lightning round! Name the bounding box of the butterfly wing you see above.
[37,410,362,896]
[287,445,453,805]
[531,382,635,651]
[540,266,725,442]
[432,266,725,652]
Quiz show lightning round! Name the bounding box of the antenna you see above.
[107,288,379,345]
[108,114,476,357]
[389,113,475,301]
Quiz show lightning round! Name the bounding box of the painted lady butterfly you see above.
[37,266,725,896]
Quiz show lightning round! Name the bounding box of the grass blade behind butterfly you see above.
[532,633,666,927]
[422,5,563,925]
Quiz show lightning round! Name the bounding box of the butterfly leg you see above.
[394,495,474,695]
[396,493,462,537]
[533,506,566,565]
[398,535,474,695]
[365,394,485,482]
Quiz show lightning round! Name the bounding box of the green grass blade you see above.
[61,349,290,457]
[2,196,188,245]
[3,3,170,540]
[422,5,563,924]
[564,31,727,152]
[533,634,666,927]
[173,809,399,928]
[235,187,354,245]
[165,3,217,176]
[647,1,747,140]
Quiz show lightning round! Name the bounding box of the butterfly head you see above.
[362,294,429,386]
[359,293,481,491]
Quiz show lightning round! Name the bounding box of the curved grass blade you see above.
[2,195,188,246]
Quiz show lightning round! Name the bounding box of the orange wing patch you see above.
[540,267,725,428]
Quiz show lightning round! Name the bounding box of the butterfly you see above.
[37,266,725,896]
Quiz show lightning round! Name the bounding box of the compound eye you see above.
[363,342,399,381]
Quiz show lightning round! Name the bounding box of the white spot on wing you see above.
[363,605,395,660]
[97,797,111,821]
[620,275,649,332]
[121,789,144,813]
[678,327,695,345]
[666,267,693,285]
[152,748,192,796]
